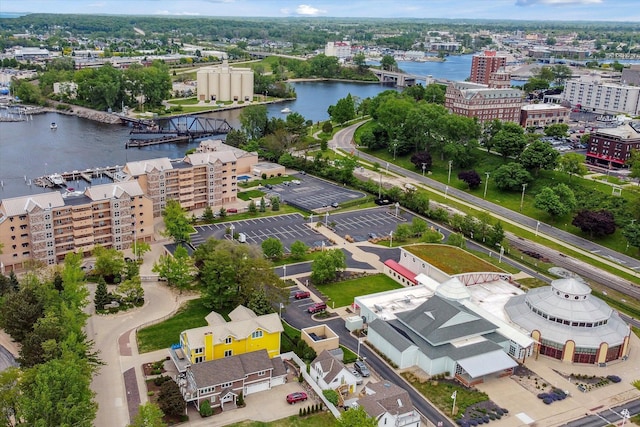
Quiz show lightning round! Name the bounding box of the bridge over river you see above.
[120,115,233,148]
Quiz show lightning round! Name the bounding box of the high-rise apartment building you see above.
[561,76,640,116]
[470,50,507,85]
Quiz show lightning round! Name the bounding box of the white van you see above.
[238,232,247,243]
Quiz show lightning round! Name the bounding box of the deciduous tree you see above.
[290,240,309,261]
[410,151,432,172]
[534,184,576,219]
[458,170,481,190]
[559,153,588,180]
[310,249,346,285]
[0,287,44,343]
[491,122,527,160]
[520,140,559,175]
[152,245,195,294]
[262,237,284,259]
[493,162,532,191]
[162,199,192,243]
[157,380,185,418]
[572,210,616,238]
[337,406,377,427]
[129,402,167,427]
[93,246,126,284]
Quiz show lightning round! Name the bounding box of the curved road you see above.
[332,124,640,294]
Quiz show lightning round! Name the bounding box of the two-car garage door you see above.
[244,380,270,396]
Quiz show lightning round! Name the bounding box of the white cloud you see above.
[516,0,603,5]
[295,4,327,15]
[88,2,106,7]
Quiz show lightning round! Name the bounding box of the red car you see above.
[286,392,308,404]
[294,290,310,300]
[308,302,327,314]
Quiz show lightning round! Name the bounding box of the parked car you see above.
[368,232,378,239]
[286,392,308,404]
[291,179,301,185]
[331,202,339,208]
[265,184,273,189]
[227,208,238,213]
[294,290,310,300]
[354,360,370,377]
[308,302,327,314]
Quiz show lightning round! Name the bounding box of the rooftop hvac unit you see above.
[374,304,384,312]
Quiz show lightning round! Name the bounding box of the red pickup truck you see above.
[307,302,327,314]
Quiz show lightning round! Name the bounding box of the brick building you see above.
[586,121,640,168]
[520,103,570,128]
[470,50,507,85]
[445,80,524,124]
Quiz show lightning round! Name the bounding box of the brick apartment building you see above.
[586,121,640,168]
[445,78,524,124]
[470,50,507,85]
[0,181,153,273]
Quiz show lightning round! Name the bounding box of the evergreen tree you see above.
[8,271,19,292]
[94,277,109,311]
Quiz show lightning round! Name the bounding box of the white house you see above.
[358,382,421,427]
[311,350,359,395]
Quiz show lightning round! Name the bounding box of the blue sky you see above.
[1,0,638,22]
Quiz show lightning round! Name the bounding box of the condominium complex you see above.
[0,181,153,273]
[520,103,570,128]
[470,50,507,85]
[196,61,254,102]
[445,80,524,124]
[561,75,640,116]
[121,140,258,217]
[0,140,257,271]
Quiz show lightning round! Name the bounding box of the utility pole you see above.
[448,160,453,184]
[484,172,490,198]
[520,183,527,212]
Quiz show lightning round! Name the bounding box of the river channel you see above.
[0,55,478,199]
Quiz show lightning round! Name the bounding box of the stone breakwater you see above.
[45,105,123,124]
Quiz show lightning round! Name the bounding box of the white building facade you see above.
[561,77,640,116]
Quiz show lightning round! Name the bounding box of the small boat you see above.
[50,122,57,129]
[281,107,292,114]
[48,173,66,187]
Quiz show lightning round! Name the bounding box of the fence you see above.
[279,351,342,419]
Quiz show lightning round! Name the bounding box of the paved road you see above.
[561,398,640,427]
[333,124,640,291]
[282,293,455,427]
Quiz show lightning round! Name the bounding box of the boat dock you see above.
[34,166,123,188]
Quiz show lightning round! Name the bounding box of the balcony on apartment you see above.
[71,209,92,221]
[74,235,95,246]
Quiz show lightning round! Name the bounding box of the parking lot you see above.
[265,173,366,212]
[190,205,422,252]
[191,213,330,251]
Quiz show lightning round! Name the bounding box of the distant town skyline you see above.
[1,0,639,22]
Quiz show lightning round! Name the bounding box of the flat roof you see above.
[522,103,569,111]
[355,285,433,321]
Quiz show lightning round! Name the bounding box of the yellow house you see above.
[171,305,283,372]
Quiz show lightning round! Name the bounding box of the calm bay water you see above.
[0,81,394,199]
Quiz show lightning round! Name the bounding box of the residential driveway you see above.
[182,381,310,426]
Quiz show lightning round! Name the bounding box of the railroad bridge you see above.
[123,115,233,148]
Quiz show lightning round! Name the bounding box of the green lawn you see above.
[237,189,266,201]
[226,412,337,427]
[402,372,489,419]
[137,299,215,353]
[317,274,402,308]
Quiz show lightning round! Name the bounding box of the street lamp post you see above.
[389,231,393,248]
[325,211,329,227]
[378,173,382,199]
[385,162,389,174]
[535,221,540,237]
[309,214,313,224]
[393,140,398,160]
[229,224,235,238]
[484,172,490,198]
[422,163,427,176]
[283,265,287,281]
[357,338,363,359]
[444,185,449,200]
[395,202,400,217]
[448,160,453,184]
[520,183,528,212]
[496,244,504,263]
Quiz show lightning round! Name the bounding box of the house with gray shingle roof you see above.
[310,350,359,395]
[357,382,421,427]
[178,349,287,411]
